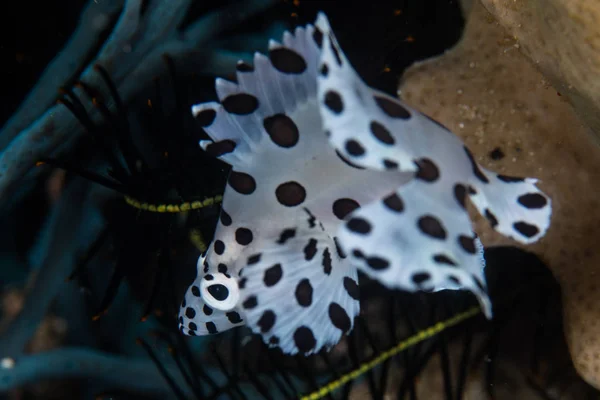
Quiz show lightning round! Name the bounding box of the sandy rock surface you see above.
[398,1,600,389]
[480,0,600,141]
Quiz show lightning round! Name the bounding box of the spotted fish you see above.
[178,13,552,355]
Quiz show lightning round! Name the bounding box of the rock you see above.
[397,1,600,389]
[480,0,600,141]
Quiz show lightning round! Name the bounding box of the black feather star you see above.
[39,59,227,323]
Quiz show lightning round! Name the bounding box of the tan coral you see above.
[397,1,600,389]
[479,0,600,140]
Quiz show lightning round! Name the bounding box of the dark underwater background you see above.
[0,0,598,399]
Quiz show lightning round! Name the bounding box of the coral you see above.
[1,289,69,398]
[0,180,108,359]
[0,289,68,355]
[397,0,600,389]
[0,1,285,397]
[0,0,278,207]
[0,347,193,397]
[479,0,600,141]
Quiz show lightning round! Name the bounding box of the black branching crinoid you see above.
[43,58,228,323]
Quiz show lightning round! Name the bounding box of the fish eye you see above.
[200,273,239,311]
[207,284,229,301]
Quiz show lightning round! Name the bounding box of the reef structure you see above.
[480,0,600,141]
[398,0,600,389]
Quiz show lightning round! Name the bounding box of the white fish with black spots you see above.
[178,12,552,355]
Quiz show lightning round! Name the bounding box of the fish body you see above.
[178,13,552,355]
